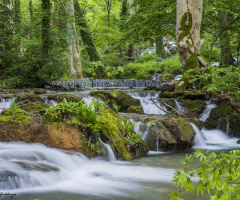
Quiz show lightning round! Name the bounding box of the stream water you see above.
[0,90,239,200]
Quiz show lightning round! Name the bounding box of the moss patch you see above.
[20,102,49,114]
[180,99,205,118]
[127,105,144,114]
[99,107,132,160]
[47,94,83,103]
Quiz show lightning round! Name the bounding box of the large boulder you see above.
[47,94,83,103]
[90,90,142,113]
[160,90,206,100]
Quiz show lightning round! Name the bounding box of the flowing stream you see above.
[0,90,239,199]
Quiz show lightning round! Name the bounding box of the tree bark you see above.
[219,10,233,66]
[66,0,83,79]
[29,0,33,23]
[176,0,206,79]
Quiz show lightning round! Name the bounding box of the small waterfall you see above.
[174,100,185,113]
[130,120,150,141]
[127,92,168,115]
[199,101,217,122]
[0,98,12,114]
[217,118,221,130]
[142,126,150,141]
[226,120,230,135]
[44,98,58,107]
[156,135,159,152]
[99,138,117,161]
[191,123,207,147]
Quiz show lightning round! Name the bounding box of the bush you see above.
[135,52,158,63]
[170,149,240,200]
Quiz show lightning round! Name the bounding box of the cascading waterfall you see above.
[191,123,240,149]
[127,92,168,115]
[98,138,117,161]
[0,142,175,196]
[199,101,217,122]
[226,120,230,135]
[0,98,12,113]
[130,120,150,141]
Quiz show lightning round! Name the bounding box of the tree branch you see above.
[150,98,171,115]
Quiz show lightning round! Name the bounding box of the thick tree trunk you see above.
[14,0,21,51]
[219,11,233,66]
[176,0,206,74]
[66,0,83,80]
[41,0,51,63]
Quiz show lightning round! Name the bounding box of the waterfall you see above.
[99,138,117,161]
[226,120,230,135]
[191,123,240,149]
[199,101,216,122]
[44,98,58,107]
[174,100,185,113]
[174,75,182,80]
[127,92,168,115]
[191,123,207,147]
[0,98,12,114]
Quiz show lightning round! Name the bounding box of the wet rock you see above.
[160,90,184,98]
[16,94,44,103]
[161,80,178,93]
[19,102,49,114]
[158,98,175,111]
[237,139,240,144]
[16,162,60,172]
[34,88,46,94]
[160,90,206,100]
[90,90,141,112]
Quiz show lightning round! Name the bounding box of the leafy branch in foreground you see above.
[170,149,240,200]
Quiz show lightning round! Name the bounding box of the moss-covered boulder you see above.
[16,95,44,103]
[90,90,141,112]
[158,98,175,111]
[204,103,232,130]
[98,107,148,160]
[160,90,184,98]
[179,99,205,118]
[127,105,144,114]
[47,94,83,103]
[34,88,46,94]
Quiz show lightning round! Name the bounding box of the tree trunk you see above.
[41,0,51,64]
[219,10,233,66]
[176,0,206,80]
[66,0,83,80]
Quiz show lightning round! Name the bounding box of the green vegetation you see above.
[170,150,240,200]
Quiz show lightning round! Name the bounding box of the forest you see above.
[0,0,240,200]
[0,0,239,101]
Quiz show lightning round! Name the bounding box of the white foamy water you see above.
[127,92,168,115]
[191,123,240,150]
[0,142,175,196]
[44,98,58,107]
[199,101,216,122]
[99,138,116,161]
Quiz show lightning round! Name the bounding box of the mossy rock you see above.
[98,107,132,160]
[90,90,141,112]
[183,90,206,100]
[16,95,44,103]
[0,109,31,123]
[180,99,205,118]
[127,105,144,114]
[204,103,232,130]
[34,88,46,94]
[161,116,195,150]
[19,102,49,114]
[229,113,240,137]
[47,94,83,103]
[160,91,184,98]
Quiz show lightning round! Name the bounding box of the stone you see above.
[127,105,144,114]
[33,88,46,94]
[47,94,83,103]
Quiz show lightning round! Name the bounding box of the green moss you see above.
[179,118,194,140]
[20,102,49,114]
[180,99,205,117]
[47,94,83,103]
[99,107,132,160]
[0,109,31,123]
[127,105,144,114]
[90,90,140,112]
[160,91,184,98]
[229,113,240,137]
[178,12,192,42]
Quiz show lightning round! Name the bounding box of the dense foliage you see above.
[170,149,240,200]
